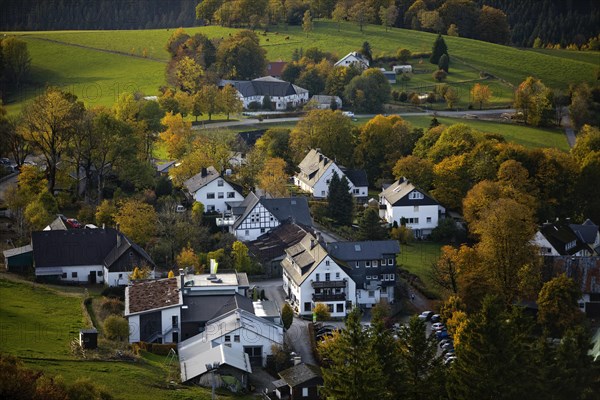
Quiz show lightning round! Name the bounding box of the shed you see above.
[3,245,33,273]
[79,328,98,349]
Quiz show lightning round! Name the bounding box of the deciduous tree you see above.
[393,156,434,190]
[471,83,492,110]
[302,10,313,36]
[258,157,289,197]
[348,2,375,32]
[537,274,583,336]
[220,83,242,120]
[114,199,157,246]
[159,112,194,159]
[216,30,267,80]
[344,68,391,113]
[514,77,554,127]
[281,303,294,330]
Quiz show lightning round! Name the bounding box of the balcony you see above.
[311,279,347,289]
[313,293,346,301]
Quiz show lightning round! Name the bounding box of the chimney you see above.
[319,154,323,162]
[293,356,302,366]
[310,239,316,249]
[102,223,106,230]
[201,167,207,177]
[316,232,325,246]
[179,268,185,288]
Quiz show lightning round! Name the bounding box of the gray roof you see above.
[295,149,335,188]
[570,219,599,246]
[220,76,308,98]
[182,294,254,324]
[3,244,32,258]
[247,223,313,263]
[281,233,335,285]
[156,160,176,173]
[342,168,368,188]
[278,363,322,387]
[327,240,400,261]
[183,166,220,194]
[233,193,313,230]
[380,178,440,207]
[103,233,156,271]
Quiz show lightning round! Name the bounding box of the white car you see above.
[342,111,355,118]
[432,322,445,331]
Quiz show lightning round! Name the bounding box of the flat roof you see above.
[183,273,240,287]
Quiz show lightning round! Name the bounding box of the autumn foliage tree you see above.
[258,157,289,198]
[114,199,158,246]
[159,112,194,159]
[537,274,583,336]
[471,83,492,110]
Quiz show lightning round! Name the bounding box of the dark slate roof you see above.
[380,178,441,207]
[183,166,220,194]
[262,197,313,227]
[543,256,600,294]
[247,223,313,263]
[341,168,368,188]
[278,363,322,388]
[32,228,120,267]
[220,76,307,98]
[126,278,181,314]
[182,294,254,323]
[327,240,400,261]
[540,223,592,256]
[570,219,599,246]
[103,234,156,271]
[156,160,176,173]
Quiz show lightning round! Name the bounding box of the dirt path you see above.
[26,36,167,63]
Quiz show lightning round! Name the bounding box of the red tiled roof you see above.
[128,278,181,314]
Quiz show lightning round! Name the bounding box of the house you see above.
[393,65,412,73]
[3,244,33,273]
[228,192,313,241]
[282,233,356,318]
[155,160,176,176]
[293,149,368,200]
[334,51,369,69]
[379,178,446,238]
[183,166,244,213]
[247,223,314,277]
[309,95,342,110]
[533,220,595,256]
[273,363,323,400]
[219,76,309,111]
[326,240,400,307]
[31,228,155,286]
[267,61,288,79]
[570,219,600,255]
[179,308,284,382]
[125,277,183,343]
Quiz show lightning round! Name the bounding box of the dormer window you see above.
[218,179,224,187]
[409,191,424,200]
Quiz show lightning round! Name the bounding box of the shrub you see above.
[313,303,331,321]
[282,303,294,330]
[101,286,125,301]
[67,377,113,400]
[392,90,400,101]
[101,297,124,316]
[103,315,129,341]
[399,92,408,102]
[433,69,447,82]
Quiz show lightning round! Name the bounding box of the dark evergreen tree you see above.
[357,207,387,240]
[438,53,450,73]
[430,34,448,65]
[360,41,373,64]
[327,172,353,226]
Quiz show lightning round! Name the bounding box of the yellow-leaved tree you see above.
[257,157,288,198]
[159,112,194,159]
[114,199,158,246]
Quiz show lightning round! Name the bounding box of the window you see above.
[227,192,235,198]
[335,272,340,279]
[325,260,330,266]
[207,205,215,211]
[336,304,344,313]
[207,193,215,199]
[316,273,320,281]
[304,302,311,312]
[325,273,330,281]
[409,191,424,200]
[71,272,78,278]
[427,217,432,223]
[355,262,360,268]
[245,230,250,236]
[365,261,371,267]
[224,335,231,342]
[321,191,326,196]
[234,335,240,342]
[260,228,266,233]
[368,290,375,298]
[353,188,360,194]
[218,192,224,199]
[218,179,224,187]
[408,217,419,224]
[366,275,371,280]
[373,260,378,267]
[327,304,334,313]
[381,286,387,294]
[302,387,309,397]
[61,273,67,278]
[97,270,103,276]
[414,205,419,212]
[118,273,123,279]
[388,258,394,266]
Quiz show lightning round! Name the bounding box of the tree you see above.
[313,303,331,321]
[220,84,242,120]
[344,68,391,114]
[257,157,288,197]
[348,2,375,32]
[514,77,554,127]
[195,84,222,121]
[159,112,194,159]
[432,69,447,82]
[176,244,200,271]
[216,30,267,80]
[1,37,31,90]
[0,104,28,166]
[170,56,203,93]
[281,303,294,330]
[438,53,449,73]
[438,0,480,39]
[430,245,461,294]
[302,10,313,36]
[397,48,412,64]
[290,109,355,166]
[196,0,222,24]
[167,270,175,278]
[537,274,583,336]
[318,308,386,398]
[114,199,157,246]
[392,156,434,191]
[331,2,348,31]
[20,87,84,193]
[444,86,460,109]
[475,6,510,45]
[129,265,152,280]
[471,83,492,110]
[447,23,459,36]
[327,171,353,226]
[24,193,54,231]
[103,315,129,341]
[360,41,373,64]
[569,83,600,131]
[397,316,446,399]
[430,34,448,65]
[232,240,252,272]
[357,207,387,240]
[95,199,117,227]
[379,5,398,32]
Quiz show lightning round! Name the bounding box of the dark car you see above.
[431,314,441,323]
[436,330,450,340]
[418,311,434,321]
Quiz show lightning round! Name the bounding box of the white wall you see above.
[532,232,559,256]
[357,289,380,306]
[299,163,360,199]
[384,203,443,236]
[193,178,243,213]
[128,314,140,343]
[57,265,104,284]
[233,203,281,241]
[160,307,181,343]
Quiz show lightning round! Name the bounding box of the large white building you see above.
[379,178,446,238]
[220,76,309,111]
[183,166,244,213]
[334,51,370,70]
[293,149,368,200]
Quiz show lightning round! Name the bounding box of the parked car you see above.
[418,311,434,321]
[65,218,82,229]
[431,314,441,323]
[432,322,445,331]
[441,341,454,351]
[342,111,355,118]
[439,338,453,349]
[436,330,450,340]
[444,356,457,365]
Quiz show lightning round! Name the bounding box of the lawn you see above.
[396,241,443,296]
[0,276,249,400]
[401,115,570,151]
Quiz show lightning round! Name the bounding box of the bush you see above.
[314,303,331,321]
[101,286,125,301]
[103,315,129,341]
[248,101,261,110]
[282,303,294,330]
[67,377,113,400]
[399,92,408,102]
[433,69,447,82]
[392,90,400,101]
[101,297,124,316]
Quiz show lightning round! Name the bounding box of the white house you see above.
[533,220,596,256]
[220,76,309,111]
[282,233,356,318]
[31,228,155,286]
[227,192,313,242]
[293,149,368,200]
[309,95,342,110]
[379,178,446,238]
[393,65,412,73]
[334,51,370,70]
[179,308,284,382]
[125,277,183,343]
[183,166,244,213]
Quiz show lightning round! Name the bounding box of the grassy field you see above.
[397,242,443,296]
[0,276,249,400]
[3,19,597,114]
[402,115,570,151]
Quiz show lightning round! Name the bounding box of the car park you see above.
[418,311,434,321]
